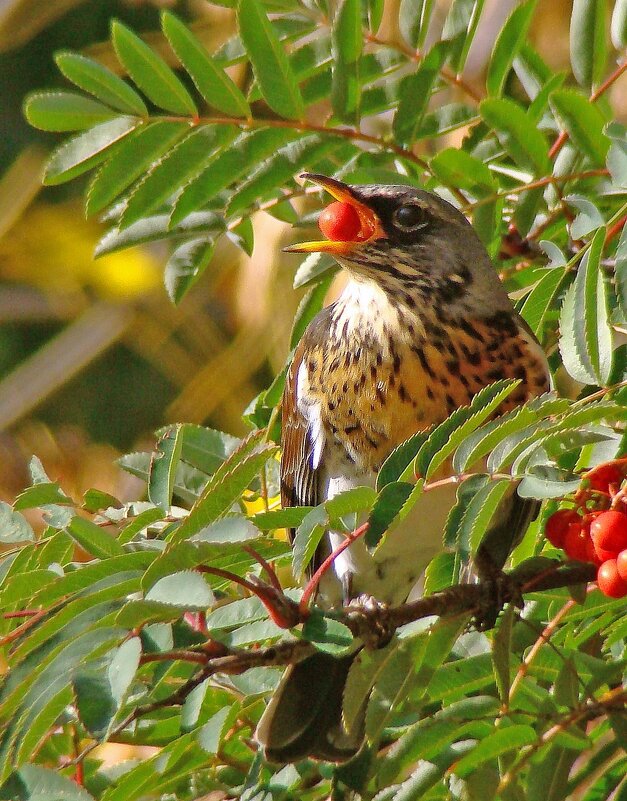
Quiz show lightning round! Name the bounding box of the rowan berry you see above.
[319,202,363,241]
[545,509,580,549]
[617,550,627,582]
[597,559,627,598]
[563,522,590,562]
[590,510,627,556]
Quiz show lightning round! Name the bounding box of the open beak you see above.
[284,173,383,254]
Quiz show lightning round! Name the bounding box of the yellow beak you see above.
[284,173,383,254]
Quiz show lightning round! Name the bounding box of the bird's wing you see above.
[280,339,321,513]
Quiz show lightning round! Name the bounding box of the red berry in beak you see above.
[319,201,363,242]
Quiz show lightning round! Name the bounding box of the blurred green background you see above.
[0,0,625,507]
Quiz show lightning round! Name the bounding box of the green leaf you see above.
[441,0,479,73]
[459,477,511,554]
[291,505,327,579]
[486,0,537,97]
[331,0,362,123]
[365,481,415,549]
[417,380,519,479]
[615,224,627,324]
[517,465,582,499]
[161,423,241,475]
[7,765,95,801]
[293,252,337,289]
[377,431,430,490]
[164,237,215,303]
[611,0,627,48]
[86,120,190,215]
[197,706,236,754]
[430,147,495,196]
[170,128,298,226]
[73,672,117,738]
[520,266,567,340]
[55,50,148,116]
[162,11,250,118]
[65,515,125,559]
[149,424,184,510]
[452,725,536,777]
[108,636,141,705]
[43,116,139,185]
[14,482,72,510]
[111,19,197,116]
[606,121,627,188]
[559,227,613,386]
[549,89,610,165]
[120,124,236,228]
[570,0,607,90]
[237,0,304,120]
[0,501,35,543]
[146,569,215,609]
[399,0,435,49]
[480,97,550,175]
[226,134,341,216]
[24,91,117,131]
[567,195,605,239]
[393,41,449,146]
[168,434,278,542]
[301,612,354,653]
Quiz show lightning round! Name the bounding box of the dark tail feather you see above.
[256,651,364,763]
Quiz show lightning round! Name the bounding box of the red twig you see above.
[241,545,283,592]
[605,214,627,246]
[299,522,370,614]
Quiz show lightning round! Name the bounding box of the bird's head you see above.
[286,173,509,313]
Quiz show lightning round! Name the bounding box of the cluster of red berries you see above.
[544,459,627,599]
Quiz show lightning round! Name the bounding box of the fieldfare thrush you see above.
[256,174,550,763]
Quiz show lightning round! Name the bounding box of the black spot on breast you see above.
[399,384,409,402]
[412,346,436,379]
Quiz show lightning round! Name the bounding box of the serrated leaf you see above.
[111,19,197,116]
[520,266,566,340]
[64,516,124,558]
[393,41,449,146]
[237,0,304,120]
[492,604,514,701]
[43,116,139,185]
[55,50,148,116]
[95,210,225,257]
[559,227,613,386]
[430,147,495,196]
[226,134,340,216]
[8,765,95,801]
[480,97,549,175]
[108,636,141,705]
[120,124,236,228]
[293,252,337,289]
[168,435,278,542]
[301,612,354,653]
[567,195,605,239]
[517,466,581,499]
[24,91,117,131]
[611,0,627,48]
[170,127,297,226]
[452,405,538,473]
[399,0,434,49]
[86,120,189,215]
[331,0,362,123]
[162,11,250,118]
[459,477,511,554]
[365,481,416,549]
[146,570,214,608]
[149,424,184,510]
[164,237,215,303]
[377,431,430,490]
[292,505,327,578]
[14,482,72,510]
[197,706,236,754]
[549,90,610,165]
[615,224,627,323]
[417,380,519,479]
[73,672,116,738]
[486,0,537,97]
[0,501,35,543]
[570,0,607,90]
[452,725,536,777]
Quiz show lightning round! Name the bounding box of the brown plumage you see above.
[256,174,550,763]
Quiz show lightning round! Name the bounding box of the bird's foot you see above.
[474,570,524,631]
[344,594,395,649]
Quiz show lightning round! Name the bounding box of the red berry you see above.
[617,550,627,582]
[585,537,602,566]
[318,202,363,242]
[597,559,627,598]
[590,510,627,556]
[588,464,622,492]
[563,522,590,562]
[545,509,580,548]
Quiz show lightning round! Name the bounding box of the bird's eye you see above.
[392,204,428,231]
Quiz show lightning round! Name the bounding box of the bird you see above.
[255,173,550,763]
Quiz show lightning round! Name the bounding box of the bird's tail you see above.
[255,650,364,763]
